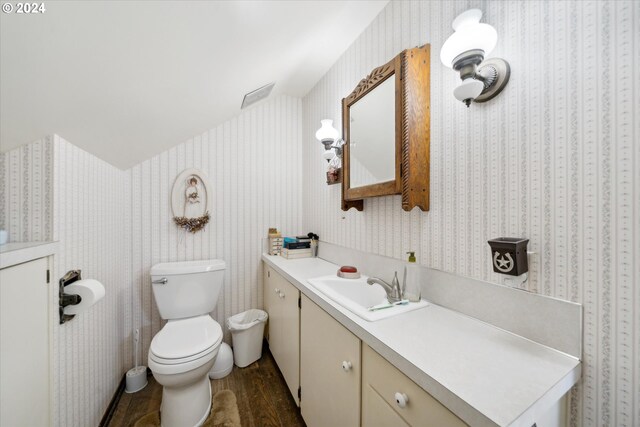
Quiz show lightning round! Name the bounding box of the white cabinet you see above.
[263,265,300,405]
[0,257,51,427]
[362,344,467,427]
[300,294,361,427]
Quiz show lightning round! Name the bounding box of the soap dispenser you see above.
[403,251,421,302]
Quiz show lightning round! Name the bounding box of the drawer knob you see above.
[395,392,409,408]
[274,288,280,294]
[279,291,285,298]
[341,361,352,372]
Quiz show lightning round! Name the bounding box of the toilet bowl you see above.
[148,260,226,427]
[149,316,222,427]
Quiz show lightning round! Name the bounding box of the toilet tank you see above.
[150,260,226,320]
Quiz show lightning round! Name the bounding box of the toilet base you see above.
[155,359,215,427]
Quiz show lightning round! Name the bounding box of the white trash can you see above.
[227,309,268,368]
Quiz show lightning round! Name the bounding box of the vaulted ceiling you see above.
[0,1,388,168]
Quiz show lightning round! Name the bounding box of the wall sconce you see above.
[440,9,510,107]
[315,119,345,162]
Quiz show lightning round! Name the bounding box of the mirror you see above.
[342,44,430,212]
[349,77,396,188]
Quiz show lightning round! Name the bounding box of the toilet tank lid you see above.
[150,260,226,276]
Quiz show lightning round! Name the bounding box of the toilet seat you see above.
[149,315,222,375]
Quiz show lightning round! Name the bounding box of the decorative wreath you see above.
[173,212,210,233]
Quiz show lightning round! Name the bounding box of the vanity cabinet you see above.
[300,294,361,427]
[0,257,50,427]
[362,344,467,427]
[263,261,465,427]
[263,265,300,405]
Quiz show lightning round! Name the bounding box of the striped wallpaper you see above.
[1,2,637,426]
[51,136,131,427]
[0,136,131,427]
[302,1,639,426]
[0,136,52,242]
[129,95,303,363]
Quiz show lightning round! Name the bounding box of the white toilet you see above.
[148,260,226,427]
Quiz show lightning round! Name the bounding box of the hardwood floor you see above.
[108,345,305,427]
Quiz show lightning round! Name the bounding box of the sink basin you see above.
[307,275,429,321]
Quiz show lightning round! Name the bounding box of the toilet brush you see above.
[125,329,148,393]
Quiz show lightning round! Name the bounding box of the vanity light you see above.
[315,119,345,162]
[440,9,510,107]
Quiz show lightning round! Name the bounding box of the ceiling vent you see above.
[241,82,276,109]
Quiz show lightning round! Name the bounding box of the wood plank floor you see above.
[108,346,305,427]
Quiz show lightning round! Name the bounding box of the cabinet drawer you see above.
[362,344,467,427]
[363,381,410,427]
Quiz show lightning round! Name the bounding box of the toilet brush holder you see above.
[125,366,148,393]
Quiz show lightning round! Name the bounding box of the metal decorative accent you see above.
[474,58,511,103]
[59,269,82,324]
[487,238,529,276]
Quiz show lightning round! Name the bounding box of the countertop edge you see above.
[0,241,59,269]
[262,254,581,427]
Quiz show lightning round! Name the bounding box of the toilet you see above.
[148,260,226,427]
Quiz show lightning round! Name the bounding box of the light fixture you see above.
[440,9,510,107]
[315,119,345,162]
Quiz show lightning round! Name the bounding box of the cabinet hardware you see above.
[59,269,82,324]
[342,361,352,372]
[395,392,409,408]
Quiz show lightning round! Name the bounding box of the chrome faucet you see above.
[367,272,403,303]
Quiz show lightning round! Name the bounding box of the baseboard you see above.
[98,374,126,427]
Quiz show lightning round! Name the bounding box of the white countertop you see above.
[263,254,581,427]
[0,241,58,269]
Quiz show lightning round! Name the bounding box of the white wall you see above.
[302,1,639,426]
[129,95,303,362]
[0,136,131,427]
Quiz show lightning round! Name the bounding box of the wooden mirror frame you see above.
[341,44,430,212]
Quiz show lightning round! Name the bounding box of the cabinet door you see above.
[0,258,50,427]
[263,265,277,343]
[300,295,360,427]
[275,276,300,405]
[262,264,300,406]
[362,344,467,427]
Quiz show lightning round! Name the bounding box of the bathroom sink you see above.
[307,275,429,322]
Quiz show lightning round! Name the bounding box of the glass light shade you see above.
[315,119,339,143]
[453,78,485,102]
[440,9,498,68]
[322,149,336,161]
